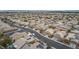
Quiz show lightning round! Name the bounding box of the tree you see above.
[46,44,52,49]
[0,35,13,48]
[0,32,4,38]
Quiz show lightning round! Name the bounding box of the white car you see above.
[32,33,35,36]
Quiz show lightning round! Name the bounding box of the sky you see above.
[0,0,79,10]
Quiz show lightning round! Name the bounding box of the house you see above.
[13,38,26,49]
[11,32,28,41]
[54,31,67,39]
[45,28,55,36]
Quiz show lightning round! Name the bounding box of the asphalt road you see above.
[2,19,73,49]
[18,27,73,49]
